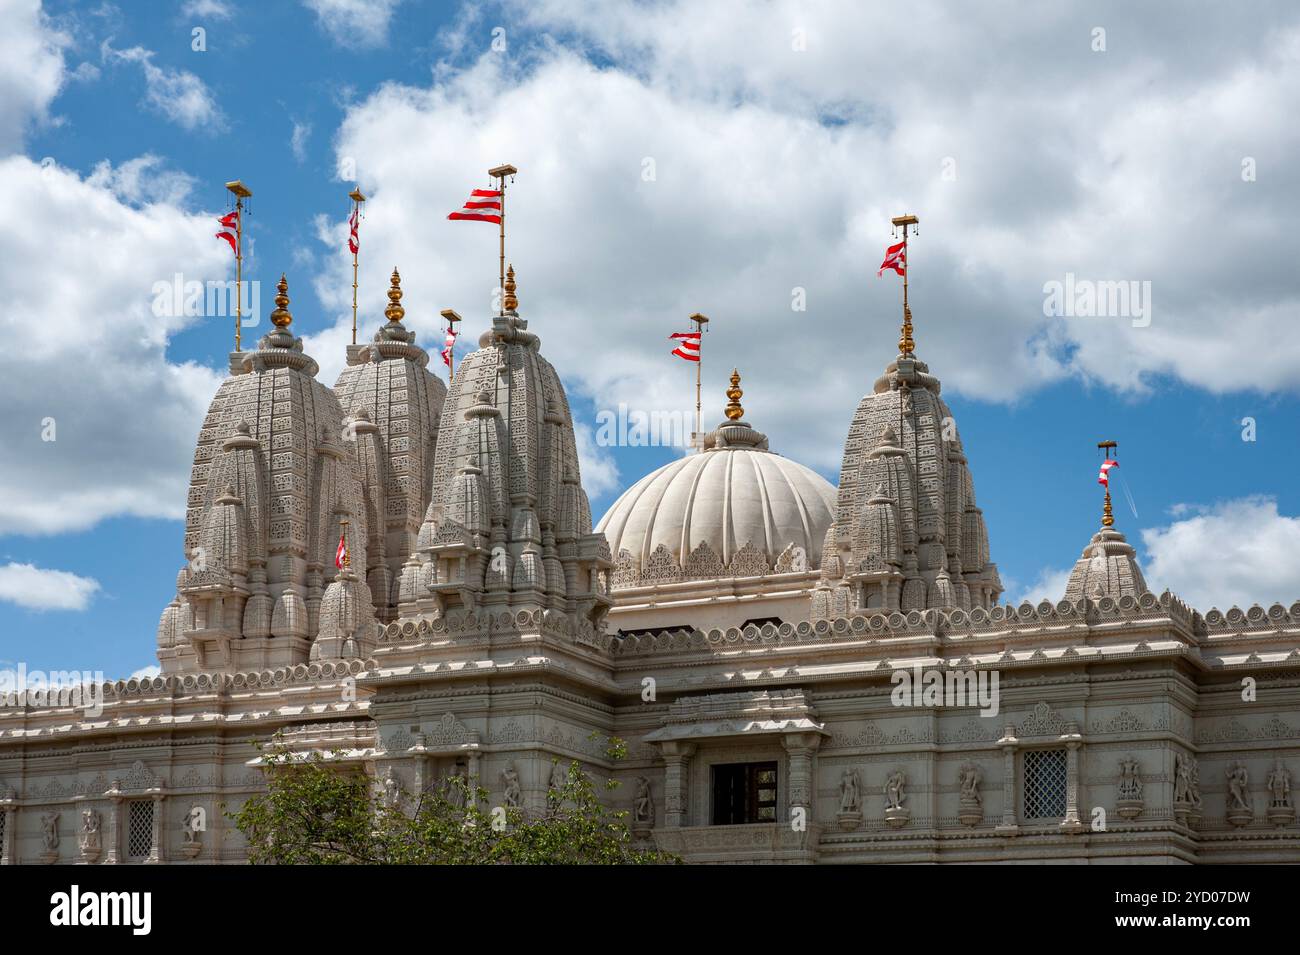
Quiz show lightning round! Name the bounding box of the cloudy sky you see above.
[3,0,1299,678]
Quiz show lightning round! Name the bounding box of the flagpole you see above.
[891,214,919,357]
[1098,439,1117,527]
[348,188,366,345]
[690,312,709,450]
[440,308,461,382]
[489,164,517,315]
[226,180,252,351]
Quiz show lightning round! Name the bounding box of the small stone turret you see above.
[1063,493,1150,601]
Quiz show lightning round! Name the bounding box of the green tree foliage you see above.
[230,735,678,865]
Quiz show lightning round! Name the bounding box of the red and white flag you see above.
[670,331,700,362]
[448,188,502,224]
[442,325,458,369]
[347,206,360,255]
[335,531,348,569]
[216,210,239,256]
[878,240,906,277]
[1098,459,1119,487]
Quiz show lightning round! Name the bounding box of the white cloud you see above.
[101,40,225,131]
[573,421,620,499]
[0,0,68,151]
[0,562,100,611]
[302,0,402,48]
[129,664,162,680]
[312,2,1300,485]
[1142,497,1300,611]
[1011,566,1075,607]
[86,153,196,206]
[0,154,227,535]
[67,61,100,84]
[291,119,312,162]
[181,0,234,19]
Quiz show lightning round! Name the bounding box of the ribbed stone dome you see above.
[596,394,836,587]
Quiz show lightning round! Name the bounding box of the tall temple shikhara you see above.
[3,212,1300,865]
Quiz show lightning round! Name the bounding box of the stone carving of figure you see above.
[501,765,521,809]
[442,765,467,809]
[1118,757,1143,800]
[79,809,101,851]
[884,769,907,811]
[41,812,59,851]
[1173,752,1202,808]
[959,763,983,806]
[839,769,861,813]
[1268,760,1292,808]
[549,762,567,793]
[633,776,654,825]
[382,768,401,810]
[183,805,204,844]
[1226,762,1250,811]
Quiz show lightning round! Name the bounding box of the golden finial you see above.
[503,263,518,312]
[1102,490,1114,527]
[899,305,915,357]
[385,267,404,323]
[270,273,292,328]
[724,368,744,421]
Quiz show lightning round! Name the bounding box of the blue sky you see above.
[3,0,1300,680]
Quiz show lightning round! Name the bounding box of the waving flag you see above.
[335,531,348,569]
[1098,459,1119,487]
[878,240,906,277]
[347,206,360,254]
[670,331,700,362]
[448,188,503,224]
[442,325,458,369]
[216,210,239,256]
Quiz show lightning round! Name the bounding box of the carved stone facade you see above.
[3,287,1300,864]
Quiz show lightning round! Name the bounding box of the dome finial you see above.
[724,368,744,421]
[504,263,518,312]
[1098,439,1119,528]
[270,274,292,328]
[385,267,405,323]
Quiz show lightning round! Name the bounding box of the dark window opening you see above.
[740,617,783,630]
[711,761,778,825]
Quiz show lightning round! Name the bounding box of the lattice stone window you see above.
[127,800,154,859]
[1023,748,1068,820]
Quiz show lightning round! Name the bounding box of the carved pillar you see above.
[105,782,123,864]
[0,799,14,865]
[1061,725,1084,833]
[148,790,164,863]
[660,742,695,828]
[997,724,1018,834]
[782,733,821,823]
